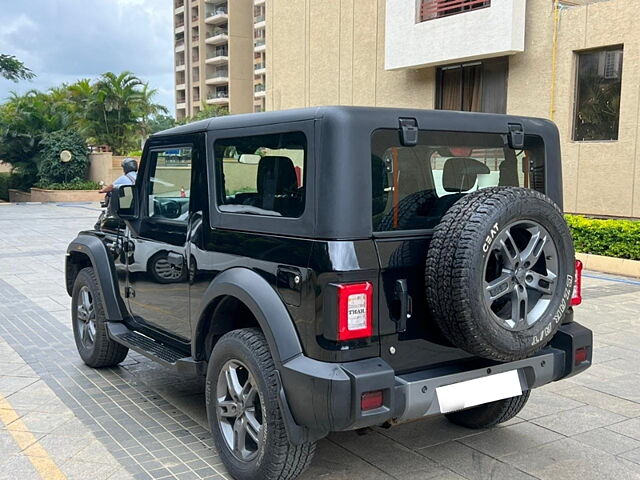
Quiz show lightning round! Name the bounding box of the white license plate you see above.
[436,370,522,414]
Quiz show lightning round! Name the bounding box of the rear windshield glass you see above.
[372,130,544,232]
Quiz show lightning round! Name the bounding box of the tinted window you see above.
[147,147,192,221]
[214,132,306,218]
[573,47,623,141]
[371,130,543,232]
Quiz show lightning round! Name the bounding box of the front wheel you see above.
[206,329,316,480]
[445,390,531,429]
[71,267,129,368]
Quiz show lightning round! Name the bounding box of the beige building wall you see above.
[266,0,640,219]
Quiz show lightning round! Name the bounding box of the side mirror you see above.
[238,153,261,165]
[110,185,137,219]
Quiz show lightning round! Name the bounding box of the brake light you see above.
[575,347,589,365]
[336,282,373,341]
[570,260,583,307]
[361,390,384,411]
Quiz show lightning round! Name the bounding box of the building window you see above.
[436,57,508,114]
[573,47,623,142]
[419,0,491,22]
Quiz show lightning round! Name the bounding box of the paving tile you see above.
[373,415,483,450]
[531,405,627,436]
[330,429,447,479]
[458,421,563,458]
[503,437,640,480]
[0,454,41,480]
[518,389,585,420]
[607,418,640,441]
[573,427,640,455]
[299,438,393,480]
[556,385,640,418]
[419,440,537,480]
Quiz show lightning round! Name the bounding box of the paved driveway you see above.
[1,202,639,480]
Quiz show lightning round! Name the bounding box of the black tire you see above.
[445,390,531,429]
[425,187,575,361]
[71,267,128,368]
[207,329,316,480]
[378,190,437,231]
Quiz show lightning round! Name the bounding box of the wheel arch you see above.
[66,234,125,321]
[192,268,303,366]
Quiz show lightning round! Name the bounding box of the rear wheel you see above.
[445,391,530,429]
[207,329,316,480]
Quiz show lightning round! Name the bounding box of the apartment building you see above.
[173,0,267,120]
[266,0,640,219]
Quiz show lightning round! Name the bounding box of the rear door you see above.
[371,128,544,373]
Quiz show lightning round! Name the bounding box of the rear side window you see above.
[214,132,306,218]
[372,130,544,232]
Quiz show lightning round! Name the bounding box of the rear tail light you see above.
[575,347,589,365]
[336,282,373,341]
[361,390,384,411]
[570,260,583,307]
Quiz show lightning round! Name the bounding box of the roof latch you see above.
[507,123,525,149]
[399,118,419,146]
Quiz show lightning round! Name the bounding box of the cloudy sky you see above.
[0,0,175,115]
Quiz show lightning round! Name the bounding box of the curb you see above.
[576,252,640,279]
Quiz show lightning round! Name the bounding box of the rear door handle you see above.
[167,252,184,267]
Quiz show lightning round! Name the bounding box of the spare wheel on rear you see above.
[425,187,575,362]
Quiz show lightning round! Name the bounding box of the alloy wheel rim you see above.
[216,359,264,462]
[154,258,182,280]
[483,220,559,332]
[76,286,97,347]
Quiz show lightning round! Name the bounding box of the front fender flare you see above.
[193,268,303,366]
[66,234,124,321]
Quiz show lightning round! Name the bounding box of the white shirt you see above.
[113,172,137,187]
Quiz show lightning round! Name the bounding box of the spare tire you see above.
[425,187,575,361]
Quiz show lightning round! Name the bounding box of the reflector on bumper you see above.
[436,370,522,414]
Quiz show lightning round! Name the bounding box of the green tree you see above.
[0,54,35,82]
[178,104,228,125]
[37,130,89,185]
[148,114,176,134]
[84,72,167,154]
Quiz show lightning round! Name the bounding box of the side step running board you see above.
[107,322,206,376]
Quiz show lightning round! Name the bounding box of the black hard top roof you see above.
[152,106,555,138]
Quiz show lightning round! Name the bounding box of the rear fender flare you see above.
[193,268,303,366]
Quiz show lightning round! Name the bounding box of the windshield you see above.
[372,129,544,232]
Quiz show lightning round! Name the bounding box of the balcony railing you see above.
[213,69,229,77]
[214,48,228,57]
[209,91,229,99]
[254,15,265,23]
[254,63,265,71]
[254,84,265,92]
[176,21,185,28]
[207,7,228,17]
[192,16,199,22]
[419,0,491,22]
[254,39,266,47]
[207,28,228,37]
[175,0,184,7]
[176,39,185,47]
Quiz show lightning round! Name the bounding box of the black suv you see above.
[66,107,592,480]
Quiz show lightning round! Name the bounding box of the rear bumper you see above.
[280,321,592,434]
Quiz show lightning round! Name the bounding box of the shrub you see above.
[34,179,101,190]
[37,130,89,185]
[566,214,640,261]
[0,172,11,200]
